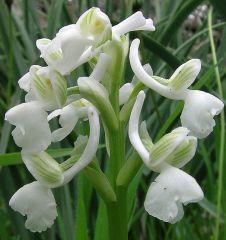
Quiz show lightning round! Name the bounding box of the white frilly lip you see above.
[129,39,184,100]
[181,90,224,138]
[5,102,51,153]
[9,181,57,233]
[144,166,203,223]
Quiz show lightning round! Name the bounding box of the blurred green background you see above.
[0,0,226,239]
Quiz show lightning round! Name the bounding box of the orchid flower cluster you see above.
[5,7,223,233]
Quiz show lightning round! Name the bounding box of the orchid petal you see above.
[129,91,150,166]
[9,181,57,232]
[181,90,224,138]
[5,102,51,153]
[144,166,203,223]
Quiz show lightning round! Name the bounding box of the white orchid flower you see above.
[181,90,224,138]
[18,65,67,111]
[144,166,203,223]
[9,181,57,233]
[10,107,100,232]
[129,91,197,172]
[129,39,224,138]
[5,101,51,153]
[48,99,90,142]
[36,8,112,75]
[129,91,203,223]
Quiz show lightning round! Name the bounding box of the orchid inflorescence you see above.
[5,7,223,233]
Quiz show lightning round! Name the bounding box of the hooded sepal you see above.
[22,151,64,188]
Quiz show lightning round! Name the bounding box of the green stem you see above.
[208,7,225,240]
[107,122,128,240]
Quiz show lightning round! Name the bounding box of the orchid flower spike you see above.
[5,101,51,153]
[9,107,100,232]
[144,166,203,223]
[18,65,67,111]
[129,91,197,172]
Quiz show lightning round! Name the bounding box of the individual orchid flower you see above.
[5,101,51,153]
[36,8,112,75]
[129,39,224,138]
[128,91,203,223]
[10,107,100,232]
[18,65,67,111]
[144,166,203,223]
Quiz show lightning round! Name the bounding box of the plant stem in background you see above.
[208,6,225,240]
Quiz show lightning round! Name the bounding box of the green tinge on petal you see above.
[169,67,195,91]
[140,121,153,152]
[168,59,201,91]
[49,49,63,61]
[25,152,63,186]
[167,137,197,168]
[152,76,169,86]
[79,8,112,47]
[60,135,88,171]
[54,72,67,107]
[149,130,187,168]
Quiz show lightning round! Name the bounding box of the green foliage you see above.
[0,0,225,239]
